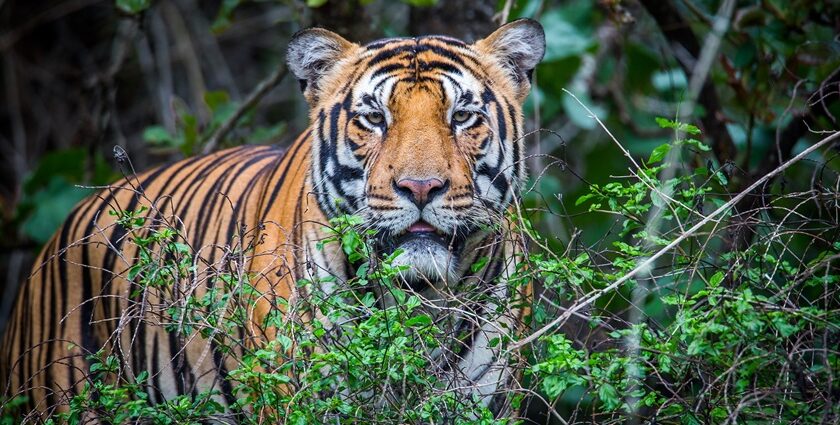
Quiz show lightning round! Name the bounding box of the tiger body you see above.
[1,20,545,421]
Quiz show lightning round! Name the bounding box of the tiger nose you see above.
[394,178,448,208]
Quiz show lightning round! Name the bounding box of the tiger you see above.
[0,19,545,421]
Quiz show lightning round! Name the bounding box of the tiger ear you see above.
[287,28,355,104]
[475,19,546,99]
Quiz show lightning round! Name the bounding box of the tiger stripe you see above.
[1,19,545,420]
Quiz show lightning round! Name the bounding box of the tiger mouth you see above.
[394,227,448,248]
[381,220,468,290]
[396,220,448,239]
[381,220,467,255]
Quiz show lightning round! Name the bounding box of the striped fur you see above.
[1,19,545,420]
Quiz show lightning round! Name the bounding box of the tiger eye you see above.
[452,110,472,123]
[366,112,385,125]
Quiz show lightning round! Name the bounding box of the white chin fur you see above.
[391,239,457,284]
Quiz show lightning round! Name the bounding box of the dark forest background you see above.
[1,0,840,423]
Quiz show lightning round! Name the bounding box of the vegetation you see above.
[1,0,839,423]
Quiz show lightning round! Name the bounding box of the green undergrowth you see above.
[2,118,839,424]
[520,118,840,423]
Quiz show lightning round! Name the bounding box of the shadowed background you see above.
[1,0,839,422]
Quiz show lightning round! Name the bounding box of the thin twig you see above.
[684,0,735,118]
[493,0,514,25]
[509,127,840,352]
[202,64,288,154]
[639,0,737,162]
[162,1,207,122]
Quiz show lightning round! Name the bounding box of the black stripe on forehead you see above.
[371,63,406,79]
[422,35,467,47]
[417,60,462,75]
[367,44,416,66]
[364,37,411,50]
[341,38,491,109]
[362,37,481,70]
[365,34,467,49]
[415,43,467,66]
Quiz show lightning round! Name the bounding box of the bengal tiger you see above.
[0,19,545,422]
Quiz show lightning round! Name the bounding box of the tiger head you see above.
[287,20,545,287]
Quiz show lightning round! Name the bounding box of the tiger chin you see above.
[0,19,545,421]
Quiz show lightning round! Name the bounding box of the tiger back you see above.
[1,19,545,421]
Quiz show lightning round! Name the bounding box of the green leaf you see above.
[306,0,328,7]
[277,335,293,351]
[678,138,711,152]
[116,0,151,14]
[405,315,432,327]
[204,90,231,113]
[598,383,620,410]
[655,117,701,135]
[715,170,729,186]
[772,316,798,338]
[401,0,438,6]
[650,190,665,208]
[361,292,376,307]
[648,143,672,164]
[575,193,596,206]
[21,177,93,244]
[709,271,724,288]
[471,256,489,273]
[142,125,174,146]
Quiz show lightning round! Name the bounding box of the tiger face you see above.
[287,20,545,287]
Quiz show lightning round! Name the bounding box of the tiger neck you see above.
[247,129,350,339]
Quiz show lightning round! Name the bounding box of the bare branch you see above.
[639,0,737,163]
[509,124,840,351]
[202,64,288,155]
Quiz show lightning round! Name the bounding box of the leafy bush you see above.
[520,118,840,423]
[4,117,837,424]
[3,0,840,423]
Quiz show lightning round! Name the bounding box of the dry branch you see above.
[639,0,737,163]
[729,65,840,250]
[509,123,840,351]
[202,64,288,154]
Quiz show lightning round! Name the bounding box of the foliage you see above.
[520,118,840,423]
[14,149,116,244]
[47,351,224,425]
[227,213,499,423]
[1,208,500,423]
[3,0,840,424]
[4,114,837,424]
[141,91,287,156]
